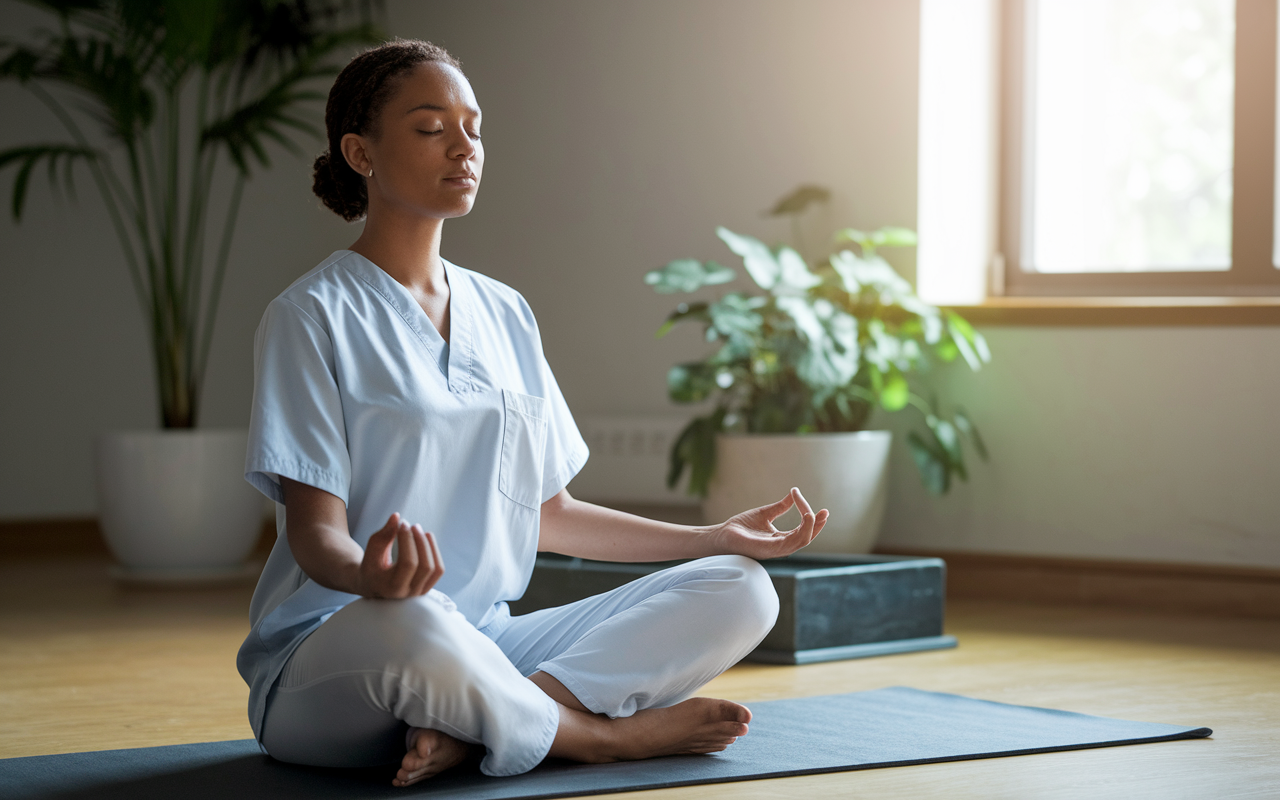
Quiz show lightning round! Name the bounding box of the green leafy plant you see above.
[647,193,991,497]
[0,0,380,427]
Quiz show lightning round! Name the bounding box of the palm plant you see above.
[0,0,380,427]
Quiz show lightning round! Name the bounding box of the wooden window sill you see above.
[945,296,1280,326]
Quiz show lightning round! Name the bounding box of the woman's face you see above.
[343,61,484,220]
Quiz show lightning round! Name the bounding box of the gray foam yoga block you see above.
[510,553,956,664]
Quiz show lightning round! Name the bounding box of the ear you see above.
[340,132,372,177]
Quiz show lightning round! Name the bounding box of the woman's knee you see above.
[697,554,780,636]
[334,594,470,676]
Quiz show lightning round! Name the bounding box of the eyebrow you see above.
[404,103,481,117]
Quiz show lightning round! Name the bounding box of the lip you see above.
[443,173,476,187]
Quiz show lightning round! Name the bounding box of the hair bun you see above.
[312,151,365,222]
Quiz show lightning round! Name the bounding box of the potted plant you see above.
[1,1,378,579]
[646,188,990,553]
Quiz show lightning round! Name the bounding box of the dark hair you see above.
[312,39,464,221]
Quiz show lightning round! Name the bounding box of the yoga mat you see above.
[0,687,1211,800]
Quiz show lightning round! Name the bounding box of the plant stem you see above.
[790,215,807,264]
[194,172,245,405]
[905,391,934,417]
[182,74,212,333]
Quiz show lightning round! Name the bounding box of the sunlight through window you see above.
[1025,0,1234,273]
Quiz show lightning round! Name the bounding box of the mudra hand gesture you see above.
[709,487,829,560]
[359,512,446,599]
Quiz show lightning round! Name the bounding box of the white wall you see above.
[877,327,1280,569]
[3,0,1277,569]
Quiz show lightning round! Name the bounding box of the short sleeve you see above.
[535,344,589,504]
[244,298,351,506]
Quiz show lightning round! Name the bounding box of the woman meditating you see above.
[238,39,829,788]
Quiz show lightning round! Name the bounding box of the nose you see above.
[448,126,478,161]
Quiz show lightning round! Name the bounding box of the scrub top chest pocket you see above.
[499,389,549,510]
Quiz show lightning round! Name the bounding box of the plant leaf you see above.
[934,338,959,362]
[945,311,990,368]
[0,144,97,219]
[667,362,718,403]
[768,184,830,216]
[829,250,914,298]
[644,259,735,293]
[919,311,943,345]
[880,368,909,411]
[775,296,824,343]
[954,409,989,460]
[707,293,763,351]
[973,329,992,362]
[834,227,871,250]
[907,431,948,495]
[667,417,699,489]
[950,325,980,370]
[870,226,918,248]
[927,415,965,478]
[686,413,721,496]
[202,26,379,175]
[667,409,726,496]
[717,226,780,290]
[775,245,822,292]
[654,301,709,338]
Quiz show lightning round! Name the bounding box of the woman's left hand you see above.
[706,487,829,560]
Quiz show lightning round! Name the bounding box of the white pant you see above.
[260,555,779,776]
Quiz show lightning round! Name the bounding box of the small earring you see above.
[367,168,374,178]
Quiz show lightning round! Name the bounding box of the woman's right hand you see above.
[358,512,445,599]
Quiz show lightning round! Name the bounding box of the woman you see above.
[238,39,829,788]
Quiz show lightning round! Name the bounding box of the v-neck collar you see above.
[340,250,474,393]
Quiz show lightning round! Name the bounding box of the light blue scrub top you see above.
[237,250,589,741]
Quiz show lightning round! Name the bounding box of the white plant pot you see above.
[703,431,892,555]
[94,429,263,581]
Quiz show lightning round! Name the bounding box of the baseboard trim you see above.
[5,516,1277,618]
[877,547,1280,619]
[0,517,109,558]
[0,517,275,559]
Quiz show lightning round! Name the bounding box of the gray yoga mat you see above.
[1,687,1210,800]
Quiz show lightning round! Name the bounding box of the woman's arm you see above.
[538,487,828,562]
[280,476,445,598]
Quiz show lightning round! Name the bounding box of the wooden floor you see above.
[1,556,1278,799]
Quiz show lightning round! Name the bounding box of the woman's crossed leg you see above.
[263,555,778,787]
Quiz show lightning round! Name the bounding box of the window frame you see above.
[998,0,1280,298]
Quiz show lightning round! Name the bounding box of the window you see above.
[1000,0,1280,296]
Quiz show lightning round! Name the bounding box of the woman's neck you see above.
[349,212,448,297]
[349,210,452,342]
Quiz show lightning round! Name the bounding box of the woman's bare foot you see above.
[550,696,752,763]
[393,728,473,787]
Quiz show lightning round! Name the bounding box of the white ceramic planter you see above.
[94,429,263,581]
[703,431,892,554]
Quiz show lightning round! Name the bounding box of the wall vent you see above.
[567,415,699,506]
